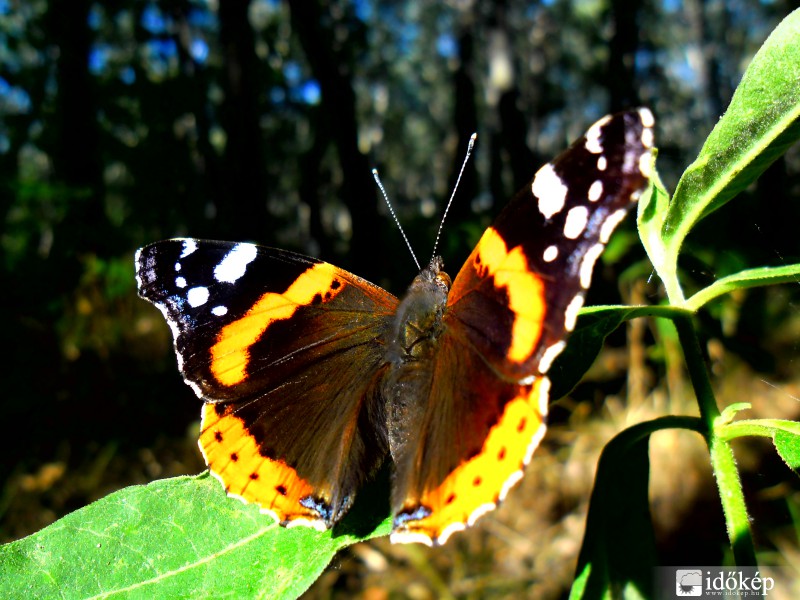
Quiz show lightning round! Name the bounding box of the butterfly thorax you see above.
[386,256,451,364]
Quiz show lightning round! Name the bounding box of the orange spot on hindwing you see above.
[472,227,547,364]
[210,263,344,386]
[199,402,332,529]
[391,377,549,545]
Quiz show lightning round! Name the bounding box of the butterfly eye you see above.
[436,271,452,290]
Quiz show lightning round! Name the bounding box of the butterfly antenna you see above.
[431,133,477,261]
[372,168,421,271]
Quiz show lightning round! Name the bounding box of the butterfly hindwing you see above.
[389,330,549,545]
[136,239,397,527]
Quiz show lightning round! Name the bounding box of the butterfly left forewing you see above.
[390,109,655,545]
[136,239,397,529]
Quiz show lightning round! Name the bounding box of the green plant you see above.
[2,9,799,600]
[568,9,800,597]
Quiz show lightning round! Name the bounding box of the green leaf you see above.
[718,417,800,441]
[719,418,800,475]
[636,157,684,303]
[662,9,800,260]
[550,305,689,401]
[568,417,703,600]
[718,403,752,425]
[0,472,391,599]
[686,263,800,310]
[775,429,800,471]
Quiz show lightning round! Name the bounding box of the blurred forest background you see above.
[3,0,800,597]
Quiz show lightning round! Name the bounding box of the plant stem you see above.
[672,313,758,567]
[708,436,759,566]
[672,314,720,429]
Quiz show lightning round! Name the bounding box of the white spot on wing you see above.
[467,502,497,526]
[532,164,568,219]
[537,377,550,419]
[579,243,605,289]
[543,245,558,263]
[215,243,258,283]
[180,239,198,258]
[184,377,204,398]
[390,531,434,546]
[597,155,607,171]
[641,127,654,149]
[599,209,629,244]
[211,305,228,316]
[174,262,181,272]
[437,521,467,546]
[187,286,209,307]
[564,295,584,331]
[588,180,603,202]
[584,114,611,154]
[135,248,161,291]
[512,380,549,482]
[537,341,566,374]
[499,470,523,502]
[523,418,547,465]
[175,276,187,288]
[563,206,589,239]
[638,107,655,128]
[286,518,328,532]
[639,151,652,177]
[134,248,145,288]
[256,506,281,525]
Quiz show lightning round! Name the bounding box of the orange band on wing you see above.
[392,377,549,545]
[199,402,330,529]
[474,228,546,363]
[210,262,343,386]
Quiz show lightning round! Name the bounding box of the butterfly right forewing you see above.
[390,109,655,545]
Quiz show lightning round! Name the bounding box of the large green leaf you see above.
[569,425,656,600]
[0,472,391,599]
[662,9,800,261]
[569,417,703,600]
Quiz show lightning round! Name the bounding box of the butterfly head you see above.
[425,255,452,293]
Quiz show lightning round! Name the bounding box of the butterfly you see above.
[135,108,654,546]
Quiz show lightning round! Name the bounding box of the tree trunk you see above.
[47,0,106,255]
[685,0,731,121]
[447,25,479,236]
[171,0,226,237]
[218,0,268,241]
[286,0,383,282]
[607,0,642,111]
